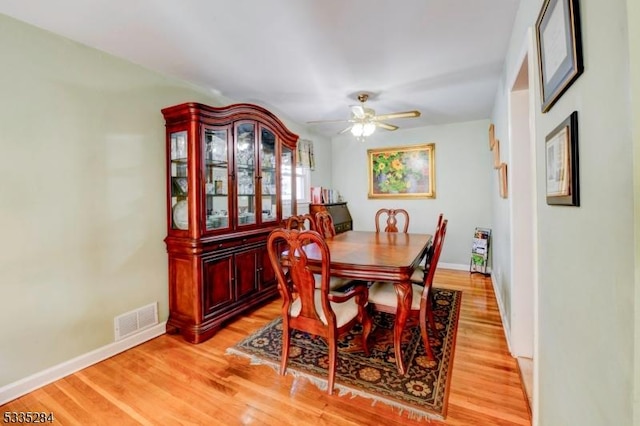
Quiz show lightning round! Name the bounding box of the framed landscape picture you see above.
[367,143,435,199]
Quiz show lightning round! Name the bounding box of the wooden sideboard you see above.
[309,202,353,234]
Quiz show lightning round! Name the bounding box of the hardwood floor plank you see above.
[0,269,530,425]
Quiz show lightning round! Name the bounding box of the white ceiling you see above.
[0,0,520,137]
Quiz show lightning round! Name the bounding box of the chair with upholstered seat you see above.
[315,211,336,239]
[367,219,448,360]
[375,208,410,233]
[267,228,372,395]
[313,210,358,291]
[410,213,444,331]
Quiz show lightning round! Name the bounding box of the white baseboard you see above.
[0,322,166,405]
[439,262,469,271]
[439,262,492,273]
[490,274,513,354]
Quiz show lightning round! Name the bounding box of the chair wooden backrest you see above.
[266,228,371,395]
[417,219,448,344]
[314,211,336,238]
[422,219,447,292]
[423,213,444,270]
[375,208,410,233]
[285,214,316,231]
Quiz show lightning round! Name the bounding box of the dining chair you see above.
[286,214,316,231]
[375,208,410,233]
[414,214,445,288]
[314,211,336,239]
[367,219,448,360]
[312,210,358,291]
[266,228,372,395]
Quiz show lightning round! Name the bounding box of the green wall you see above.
[0,14,326,388]
[330,119,493,266]
[0,13,221,385]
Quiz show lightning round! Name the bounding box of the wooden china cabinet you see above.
[162,102,298,343]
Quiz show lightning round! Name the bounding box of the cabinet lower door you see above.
[259,246,277,290]
[235,248,258,299]
[202,255,234,317]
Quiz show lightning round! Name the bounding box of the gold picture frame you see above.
[499,163,508,198]
[492,139,501,169]
[367,143,435,199]
[488,123,496,149]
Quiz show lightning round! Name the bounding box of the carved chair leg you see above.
[280,325,291,375]
[426,297,437,332]
[419,316,436,361]
[419,301,436,361]
[359,307,372,357]
[357,292,372,356]
[327,334,337,395]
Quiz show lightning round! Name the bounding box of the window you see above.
[282,165,310,203]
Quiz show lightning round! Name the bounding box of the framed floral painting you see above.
[367,143,435,199]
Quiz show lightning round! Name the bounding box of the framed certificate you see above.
[535,0,584,113]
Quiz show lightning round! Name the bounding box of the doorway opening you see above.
[508,45,537,414]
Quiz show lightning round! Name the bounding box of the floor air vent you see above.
[114,302,158,341]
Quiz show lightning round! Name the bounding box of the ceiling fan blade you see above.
[338,125,353,134]
[372,110,421,121]
[307,118,353,124]
[350,105,366,119]
[375,122,399,131]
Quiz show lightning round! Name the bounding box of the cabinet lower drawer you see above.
[334,221,353,233]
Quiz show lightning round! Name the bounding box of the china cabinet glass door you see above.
[281,146,294,219]
[170,130,189,230]
[203,127,230,231]
[236,123,257,226]
[260,128,277,224]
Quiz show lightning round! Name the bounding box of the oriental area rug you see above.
[226,288,462,421]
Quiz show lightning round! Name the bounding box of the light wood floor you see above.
[1,270,531,425]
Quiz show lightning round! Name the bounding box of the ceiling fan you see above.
[307,93,421,140]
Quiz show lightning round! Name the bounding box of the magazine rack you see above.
[470,227,491,275]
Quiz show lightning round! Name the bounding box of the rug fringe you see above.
[225,347,443,421]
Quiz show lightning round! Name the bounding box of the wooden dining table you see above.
[298,230,432,375]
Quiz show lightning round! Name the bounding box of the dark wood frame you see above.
[535,0,583,113]
[545,111,579,206]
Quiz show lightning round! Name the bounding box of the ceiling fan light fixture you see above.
[363,122,376,136]
[307,91,420,141]
[350,121,376,139]
[350,122,364,136]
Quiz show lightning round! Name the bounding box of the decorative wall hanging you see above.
[488,124,508,199]
[535,0,584,113]
[297,139,315,170]
[493,139,502,169]
[545,111,579,206]
[367,143,435,199]
[499,163,508,198]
